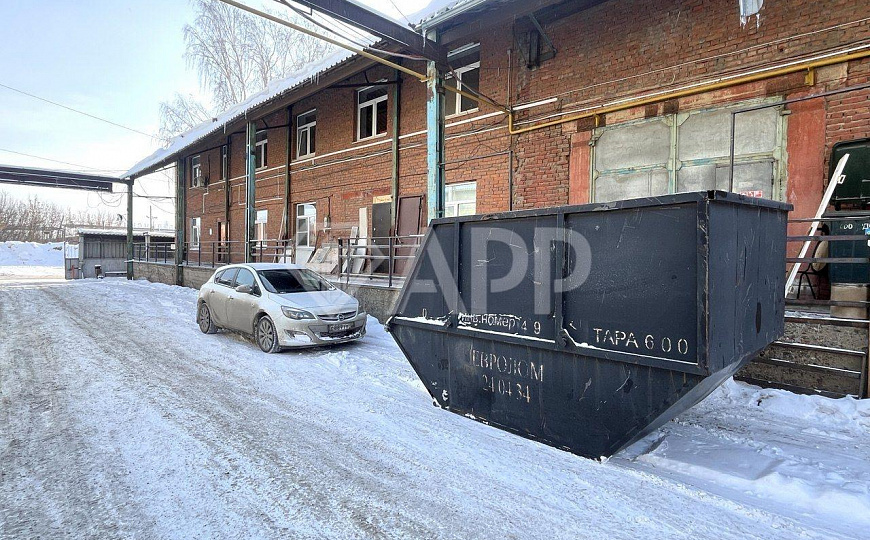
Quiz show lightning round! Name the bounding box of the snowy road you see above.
[1,277,869,539]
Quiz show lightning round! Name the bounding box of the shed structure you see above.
[75,229,174,279]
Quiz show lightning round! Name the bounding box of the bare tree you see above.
[158,93,211,144]
[159,0,334,140]
[0,190,121,242]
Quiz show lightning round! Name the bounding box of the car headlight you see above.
[282,306,315,320]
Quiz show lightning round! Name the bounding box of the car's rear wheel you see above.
[198,302,218,334]
[255,315,280,353]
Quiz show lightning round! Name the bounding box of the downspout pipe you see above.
[224,135,231,263]
[245,121,257,262]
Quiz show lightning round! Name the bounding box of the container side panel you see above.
[443,333,704,458]
[562,203,700,368]
[394,225,457,320]
[457,216,559,341]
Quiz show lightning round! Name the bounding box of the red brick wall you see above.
[181,0,870,256]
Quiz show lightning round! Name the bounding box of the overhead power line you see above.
[0,82,156,139]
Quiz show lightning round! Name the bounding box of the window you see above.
[258,269,335,294]
[215,267,238,286]
[296,203,316,247]
[357,86,388,140]
[255,209,268,242]
[297,110,316,158]
[234,268,260,295]
[190,217,201,249]
[255,130,268,169]
[445,44,480,116]
[591,102,785,203]
[221,145,228,180]
[444,182,477,217]
[191,155,202,187]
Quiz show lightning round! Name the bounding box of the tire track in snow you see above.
[0,279,843,539]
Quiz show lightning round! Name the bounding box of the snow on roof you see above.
[78,228,175,238]
[123,47,356,179]
[123,0,492,180]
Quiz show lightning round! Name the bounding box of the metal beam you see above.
[280,0,447,65]
[0,164,120,192]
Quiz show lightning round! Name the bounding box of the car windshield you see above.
[257,269,334,294]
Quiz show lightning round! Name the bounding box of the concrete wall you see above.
[133,261,399,322]
[332,281,402,323]
[132,261,216,291]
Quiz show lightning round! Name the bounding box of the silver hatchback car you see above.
[196,263,366,352]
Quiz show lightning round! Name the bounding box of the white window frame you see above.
[255,130,268,170]
[191,155,202,187]
[357,85,388,141]
[444,181,477,217]
[446,43,480,117]
[190,217,201,249]
[296,109,316,159]
[295,202,316,248]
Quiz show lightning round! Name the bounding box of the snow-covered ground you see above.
[0,241,65,279]
[1,277,868,539]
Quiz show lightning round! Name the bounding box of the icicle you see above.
[739,0,763,28]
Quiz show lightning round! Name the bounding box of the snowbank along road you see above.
[1,276,869,539]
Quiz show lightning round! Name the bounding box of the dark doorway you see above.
[394,195,422,276]
[371,202,391,274]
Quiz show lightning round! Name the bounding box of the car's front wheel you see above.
[198,302,218,334]
[255,315,280,353]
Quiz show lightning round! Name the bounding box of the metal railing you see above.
[337,234,424,287]
[132,239,296,268]
[752,214,870,398]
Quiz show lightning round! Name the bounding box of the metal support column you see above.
[426,30,445,224]
[283,106,292,249]
[245,120,257,262]
[126,180,134,280]
[174,159,186,286]
[391,67,402,231]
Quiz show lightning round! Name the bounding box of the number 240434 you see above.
[482,374,531,403]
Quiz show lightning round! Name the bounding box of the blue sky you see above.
[0,0,206,226]
[0,0,427,227]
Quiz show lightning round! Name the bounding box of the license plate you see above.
[329,323,353,332]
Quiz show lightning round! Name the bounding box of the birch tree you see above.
[159,0,333,142]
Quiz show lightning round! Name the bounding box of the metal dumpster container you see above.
[387,191,790,459]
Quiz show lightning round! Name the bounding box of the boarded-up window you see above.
[592,102,783,202]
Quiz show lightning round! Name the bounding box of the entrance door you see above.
[394,195,422,276]
[371,202,392,274]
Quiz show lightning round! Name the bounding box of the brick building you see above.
[125,0,870,270]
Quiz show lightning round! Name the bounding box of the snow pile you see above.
[0,241,65,278]
[620,379,870,537]
[0,241,64,266]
